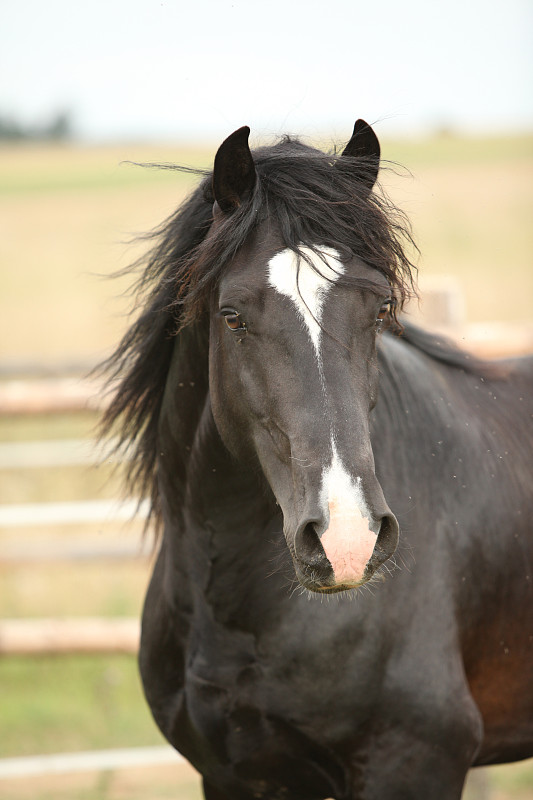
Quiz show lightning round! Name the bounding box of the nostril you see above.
[297,522,319,560]
[374,513,399,562]
[294,521,330,571]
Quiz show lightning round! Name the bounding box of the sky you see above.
[1,0,532,143]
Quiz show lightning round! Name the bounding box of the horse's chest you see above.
[183,656,352,798]
[183,624,374,767]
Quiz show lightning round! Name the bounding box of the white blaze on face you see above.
[319,444,378,585]
[267,246,378,586]
[267,246,345,357]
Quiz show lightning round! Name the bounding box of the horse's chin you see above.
[293,566,371,594]
[314,582,364,595]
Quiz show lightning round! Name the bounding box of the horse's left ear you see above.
[340,119,380,190]
[212,126,256,213]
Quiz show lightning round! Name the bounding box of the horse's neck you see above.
[189,410,290,634]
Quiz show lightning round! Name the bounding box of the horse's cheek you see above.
[209,349,259,457]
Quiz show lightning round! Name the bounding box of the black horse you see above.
[103,121,533,798]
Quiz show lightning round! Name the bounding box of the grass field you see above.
[1,134,533,797]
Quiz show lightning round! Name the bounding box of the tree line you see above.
[0,111,72,141]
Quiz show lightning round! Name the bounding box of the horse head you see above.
[207,122,399,593]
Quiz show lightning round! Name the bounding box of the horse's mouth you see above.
[314,581,367,595]
[290,552,369,593]
[294,563,372,594]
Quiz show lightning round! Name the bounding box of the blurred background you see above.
[1,1,532,798]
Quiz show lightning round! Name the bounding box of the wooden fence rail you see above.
[0,536,151,564]
[0,437,127,468]
[0,617,140,656]
[1,324,532,417]
[0,498,148,528]
[0,745,182,779]
[0,376,105,415]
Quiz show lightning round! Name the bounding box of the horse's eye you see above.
[376,300,392,327]
[223,312,247,332]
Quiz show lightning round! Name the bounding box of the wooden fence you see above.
[0,745,182,780]
[1,297,533,655]
[0,406,148,655]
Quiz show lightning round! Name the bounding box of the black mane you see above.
[99,136,497,524]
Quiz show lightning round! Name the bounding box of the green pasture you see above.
[0,655,161,757]
[0,650,532,799]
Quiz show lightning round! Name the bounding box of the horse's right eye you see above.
[222,311,247,332]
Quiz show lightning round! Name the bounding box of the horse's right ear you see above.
[212,126,256,213]
[340,119,381,190]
